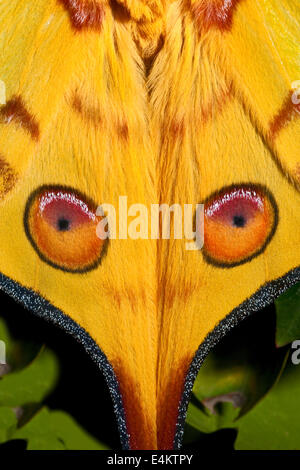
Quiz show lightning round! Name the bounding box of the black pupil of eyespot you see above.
[233,215,246,228]
[57,217,70,231]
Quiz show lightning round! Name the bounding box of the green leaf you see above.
[185,308,288,445]
[186,400,239,434]
[0,318,11,347]
[13,407,109,450]
[0,407,17,444]
[0,347,59,407]
[0,317,41,371]
[49,411,110,450]
[190,308,287,417]
[13,408,65,450]
[235,361,300,450]
[0,318,12,374]
[275,282,300,347]
[0,314,109,450]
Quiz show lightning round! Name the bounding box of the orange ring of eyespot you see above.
[202,184,278,267]
[24,186,107,273]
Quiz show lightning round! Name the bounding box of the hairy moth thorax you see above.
[114,0,166,21]
[111,0,167,60]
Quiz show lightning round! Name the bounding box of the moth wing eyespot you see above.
[24,186,107,273]
[202,184,278,268]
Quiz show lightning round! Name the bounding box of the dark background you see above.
[0,289,278,451]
